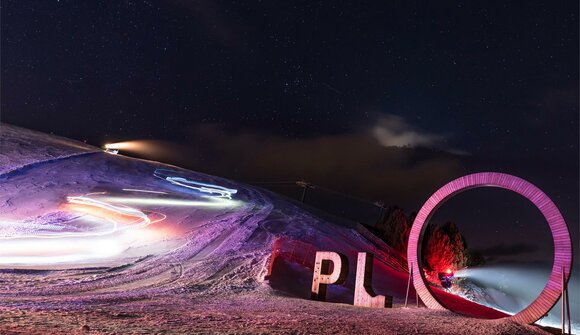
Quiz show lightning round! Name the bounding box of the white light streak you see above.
[153,169,238,199]
[0,196,157,265]
[104,142,138,150]
[165,177,238,199]
[98,196,240,208]
[0,237,124,265]
[0,170,244,266]
[122,188,168,195]
[67,196,151,229]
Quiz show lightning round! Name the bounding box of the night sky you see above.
[1,1,578,267]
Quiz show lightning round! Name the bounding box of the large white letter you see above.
[311,251,348,301]
[354,252,392,308]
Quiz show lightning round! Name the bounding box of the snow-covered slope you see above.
[0,126,551,334]
[0,123,99,175]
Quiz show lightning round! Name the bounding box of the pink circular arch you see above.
[407,172,572,324]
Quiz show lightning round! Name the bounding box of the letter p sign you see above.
[311,251,348,301]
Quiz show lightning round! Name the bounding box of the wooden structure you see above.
[311,251,348,301]
[354,252,392,308]
[406,172,573,325]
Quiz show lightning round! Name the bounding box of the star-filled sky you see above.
[1,1,578,266]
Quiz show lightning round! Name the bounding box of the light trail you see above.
[0,197,152,240]
[154,169,238,199]
[122,188,169,195]
[0,195,163,265]
[0,170,243,265]
[67,196,151,228]
[165,177,238,199]
[0,238,125,265]
[453,265,579,333]
[104,142,139,150]
[99,196,241,208]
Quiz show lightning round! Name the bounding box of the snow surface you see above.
[0,126,555,334]
[0,123,99,175]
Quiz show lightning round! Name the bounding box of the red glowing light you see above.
[446,268,452,274]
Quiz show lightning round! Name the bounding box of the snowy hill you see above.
[0,125,550,334]
[0,123,99,175]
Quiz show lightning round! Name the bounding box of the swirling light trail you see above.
[0,170,242,265]
[67,196,152,229]
[0,196,159,265]
[154,169,238,199]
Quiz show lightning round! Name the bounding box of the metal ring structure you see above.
[407,172,572,324]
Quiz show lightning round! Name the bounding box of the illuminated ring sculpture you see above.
[407,172,572,324]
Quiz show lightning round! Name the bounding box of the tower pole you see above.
[405,262,413,308]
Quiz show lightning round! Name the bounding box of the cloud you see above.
[128,119,467,210]
[372,114,444,148]
[372,114,467,155]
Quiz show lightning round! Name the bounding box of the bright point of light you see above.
[104,148,119,154]
[104,141,139,150]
